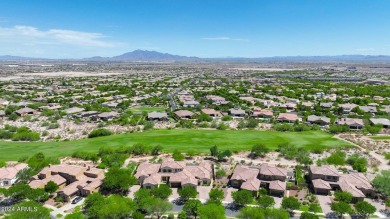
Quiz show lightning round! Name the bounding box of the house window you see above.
[4,181,9,185]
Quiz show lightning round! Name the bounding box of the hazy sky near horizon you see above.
[0,0,390,58]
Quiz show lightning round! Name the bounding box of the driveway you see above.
[316,194,332,214]
[169,188,180,202]
[197,186,212,203]
[127,185,141,199]
[223,187,238,204]
[273,196,282,208]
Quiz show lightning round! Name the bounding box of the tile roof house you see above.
[135,158,213,189]
[97,112,119,121]
[230,164,288,195]
[312,179,332,195]
[201,108,222,117]
[339,103,358,114]
[309,165,374,202]
[369,118,390,128]
[252,108,273,118]
[229,108,246,117]
[335,118,364,129]
[174,110,195,119]
[307,115,331,126]
[147,111,168,121]
[0,163,28,187]
[277,113,300,123]
[230,165,260,192]
[183,100,200,108]
[359,106,377,114]
[29,164,105,202]
[14,107,38,117]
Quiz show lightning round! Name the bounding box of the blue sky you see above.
[0,0,390,58]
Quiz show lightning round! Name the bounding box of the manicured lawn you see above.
[0,129,351,161]
[370,136,390,140]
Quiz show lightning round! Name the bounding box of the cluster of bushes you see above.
[273,123,315,132]
[237,119,259,129]
[72,151,99,162]
[88,128,113,138]
[96,143,164,168]
[329,125,350,134]
[0,125,40,141]
[346,153,368,172]
[277,143,313,165]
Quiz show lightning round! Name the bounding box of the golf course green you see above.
[0,129,351,161]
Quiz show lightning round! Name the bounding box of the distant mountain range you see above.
[1,50,390,63]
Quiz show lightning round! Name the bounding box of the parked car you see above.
[71,196,83,204]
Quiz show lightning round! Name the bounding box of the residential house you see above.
[359,106,377,114]
[174,110,195,119]
[230,165,260,194]
[230,164,288,196]
[135,159,213,189]
[369,118,390,128]
[277,113,300,123]
[14,107,38,117]
[307,115,331,126]
[335,118,364,129]
[201,108,222,117]
[339,103,358,114]
[309,165,374,202]
[29,164,105,202]
[97,112,119,121]
[183,100,200,108]
[0,163,28,187]
[147,111,168,121]
[320,102,333,109]
[229,108,246,118]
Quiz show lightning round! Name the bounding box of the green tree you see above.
[264,208,289,219]
[334,191,353,203]
[178,211,187,219]
[331,202,352,218]
[101,167,137,195]
[210,145,219,157]
[84,194,137,219]
[151,145,163,155]
[134,188,150,203]
[232,190,254,207]
[198,203,225,219]
[144,198,173,219]
[354,201,376,219]
[372,170,390,196]
[183,199,202,218]
[300,212,319,219]
[44,181,59,194]
[281,197,301,211]
[178,185,199,202]
[251,144,269,158]
[257,195,275,208]
[237,207,265,219]
[173,149,185,161]
[208,188,224,205]
[64,212,85,219]
[150,184,172,200]
[326,150,346,166]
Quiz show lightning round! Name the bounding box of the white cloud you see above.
[201,36,249,42]
[355,48,374,52]
[0,25,121,47]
